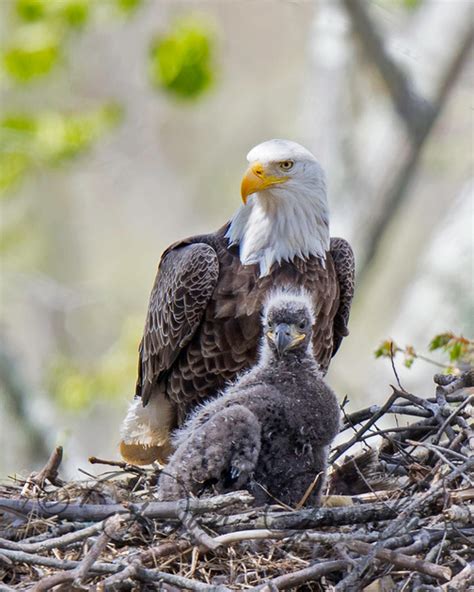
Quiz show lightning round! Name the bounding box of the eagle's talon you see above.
[224,466,241,487]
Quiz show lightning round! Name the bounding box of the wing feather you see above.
[330,237,355,356]
[137,242,219,405]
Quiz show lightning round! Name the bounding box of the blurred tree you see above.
[0,0,149,195]
[0,0,217,466]
[0,107,121,195]
[1,3,216,196]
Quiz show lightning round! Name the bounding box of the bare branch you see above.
[341,0,433,140]
[346,539,451,582]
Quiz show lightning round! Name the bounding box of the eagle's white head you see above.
[225,139,330,276]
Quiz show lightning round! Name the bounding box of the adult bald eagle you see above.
[120,139,354,465]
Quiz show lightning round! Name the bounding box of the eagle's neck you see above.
[225,186,330,277]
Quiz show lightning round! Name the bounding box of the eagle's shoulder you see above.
[329,237,355,275]
[138,235,220,405]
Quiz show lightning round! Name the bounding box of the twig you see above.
[331,390,400,462]
[21,446,64,494]
[0,548,116,573]
[255,559,349,590]
[132,566,231,591]
[441,562,474,591]
[139,539,191,566]
[295,472,323,510]
[346,539,451,582]
[0,520,105,552]
[89,456,147,474]
[177,500,221,551]
[336,458,474,590]
[433,394,473,445]
[29,514,124,591]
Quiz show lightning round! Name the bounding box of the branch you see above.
[254,559,349,591]
[341,0,433,141]
[208,500,399,532]
[21,446,64,494]
[0,490,253,522]
[0,343,51,463]
[342,0,474,277]
[346,539,451,582]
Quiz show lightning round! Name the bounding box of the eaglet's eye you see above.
[279,160,294,171]
[298,321,306,330]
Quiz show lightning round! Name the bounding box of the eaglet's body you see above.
[157,294,341,506]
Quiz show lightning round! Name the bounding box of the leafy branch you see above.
[375,332,473,373]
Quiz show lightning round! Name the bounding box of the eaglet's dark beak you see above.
[275,323,292,357]
[269,323,305,357]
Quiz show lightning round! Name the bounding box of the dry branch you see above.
[0,490,253,522]
[346,539,451,582]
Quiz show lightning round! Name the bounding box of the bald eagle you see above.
[157,290,341,506]
[120,139,354,465]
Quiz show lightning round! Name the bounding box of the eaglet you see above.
[157,290,341,507]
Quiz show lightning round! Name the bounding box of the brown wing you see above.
[138,242,219,405]
[330,237,355,356]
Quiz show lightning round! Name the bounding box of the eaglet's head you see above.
[263,291,315,358]
[241,139,326,205]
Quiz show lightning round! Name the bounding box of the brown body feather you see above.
[122,223,354,463]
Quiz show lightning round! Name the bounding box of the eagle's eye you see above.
[279,160,294,171]
[298,321,306,330]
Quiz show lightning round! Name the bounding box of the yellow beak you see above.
[241,162,288,204]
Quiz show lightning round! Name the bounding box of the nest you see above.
[0,371,472,591]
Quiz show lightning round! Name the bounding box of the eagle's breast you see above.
[168,232,339,421]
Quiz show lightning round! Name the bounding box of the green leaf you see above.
[0,152,30,195]
[115,0,142,14]
[448,340,463,362]
[15,0,91,28]
[402,0,422,10]
[149,17,215,100]
[374,339,397,359]
[2,25,62,82]
[428,333,452,351]
[59,0,90,28]
[33,104,122,162]
[0,106,121,195]
[15,0,48,21]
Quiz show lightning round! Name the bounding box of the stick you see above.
[255,559,349,591]
[21,446,64,493]
[346,539,451,582]
[0,490,253,522]
[88,456,147,474]
[0,520,105,552]
[441,562,474,591]
[207,500,399,532]
[29,514,124,592]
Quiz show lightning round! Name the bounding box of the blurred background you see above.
[0,0,472,477]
